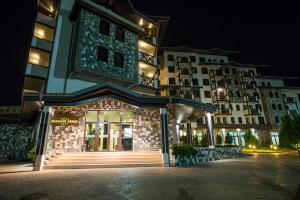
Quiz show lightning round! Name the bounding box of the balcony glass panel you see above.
[34,22,54,41]
[28,48,50,67]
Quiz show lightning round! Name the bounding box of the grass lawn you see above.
[242,148,281,153]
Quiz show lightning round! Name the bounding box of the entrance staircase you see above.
[43,151,162,170]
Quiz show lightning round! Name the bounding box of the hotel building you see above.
[21,0,214,170]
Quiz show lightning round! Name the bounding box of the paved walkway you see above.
[0,152,299,200]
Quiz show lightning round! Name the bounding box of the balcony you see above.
[209,69,224,78]
[211,80,227,90]
[138,51,157,66]
[243,95,257,102]
[138,74,158,89]
[243,83,256,90]
[241,72,253,79]
[244,109,260,115]
[216,108,231,115]
[180,81,191,88]
[176,67,191,77]
[181,93,193,99]
[213,94,229,102]
[285,97,295,103]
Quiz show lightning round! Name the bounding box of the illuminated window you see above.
[34,23,54,41]
[28,48,50,67]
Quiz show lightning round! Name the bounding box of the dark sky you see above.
[1,0,300,105]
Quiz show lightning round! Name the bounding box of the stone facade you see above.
[46,98,173,155]
[0,124,33,160]
[72,9,138,83]
[173,147,243,166]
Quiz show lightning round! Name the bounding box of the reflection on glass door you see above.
[85,123,96,152]
[110,123,120,151]
[98,123,108,151]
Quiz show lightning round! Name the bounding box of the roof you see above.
[224,60,269,68]
[159,45,238,56]
[23,82,215,112]
[255,75,298,80]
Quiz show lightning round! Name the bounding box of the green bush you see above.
[279,114,300,148]
[200,134,209,147]
[171,144,197,158]
[27,147,36,163]
[244,130,260,147]
[216,135,222,145]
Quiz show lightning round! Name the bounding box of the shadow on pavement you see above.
[176,188,195,200]
[18,193,47,200]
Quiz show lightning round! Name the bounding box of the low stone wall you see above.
[0,124,34,160]
[173,147,243,167]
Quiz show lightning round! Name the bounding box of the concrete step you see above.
[44,151,162,170]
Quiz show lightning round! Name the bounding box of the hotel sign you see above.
[50,113,79,126]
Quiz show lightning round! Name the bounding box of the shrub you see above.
[171,144,197,158]
[279,114,300,147]
[216,135,222,145]
[200,134,209,147]
[244,130,260,147]
[27,147,36,163]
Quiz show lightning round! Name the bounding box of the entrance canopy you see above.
[23,82,215,115]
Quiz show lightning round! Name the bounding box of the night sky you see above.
[1,0,300,105]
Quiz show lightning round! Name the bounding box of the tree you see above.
[244,130,260,147]
[225,132,232,145]
[279,114,300,147]
[200,134,209,147]
[216,134,222,145]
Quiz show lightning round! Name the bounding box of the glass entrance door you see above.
[98,123,108,151]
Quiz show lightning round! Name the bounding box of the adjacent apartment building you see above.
[159,46,300,146]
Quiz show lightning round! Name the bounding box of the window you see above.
[274,116,280,123]
[251,117,256,124]
[114,52,124,67]
[231,117,235,124]
[236,104,240,111]
[238,117,243,124]
[262,82,265,86]
[115,26,125,42]
[258,117,265,124]
[191,67,197,74]
[169,89,177,96]
[34,22,54,41]
[201,67,208,74]
[204,91,211,98]
[223,117,227,124]
[234,79,239,85]
[229,104,233,110]
[220,59,224,64]
[208,58,212,63]
[192,78,199,86]
[253,92,260,99]
[97,47,108,62]
[243,105,247,110]
[168,66,175,73]
[217,117,221,124]
[199,57,206,63]
[227,79,232,85]
[169,78,176,85]
[256,104,262,111]
[232,68,236,74]
[196,118,203,124]
[99,19,110,35]
[167,54,174,61]
[193,90,200,98]
[278,104,282,110]
[203,79,210,86]
[28,47,50,67]
[190,56,196,62]
[246,118,250,124]
[267,82,271,87]
[271,104,276,110]
[275,92,279,98]
[269,91,273,97]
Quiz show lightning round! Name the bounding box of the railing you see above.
[139,74,157,88]
[244,109,260,115]
[243,84,255,90]
[285,97,295,103]
[209,69,224,77]
[244,96,257,102]
[241,72,253,78]
[217,108,231,115]
[213,95,228,102]
[138,51,157,66]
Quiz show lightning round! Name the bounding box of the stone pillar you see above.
[34,106,50,171]
[206,112,215,148]
[236,128,242,147]
[187,122,192,145]
[160,108,170,167]
[222,128,226,145]
[176,124,180,143]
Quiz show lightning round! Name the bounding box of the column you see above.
[160,108,170,167]
[222,128,226,145]
[187,122,192,145]
[236,128,242,147]
[34,106,50,171]
[206,112,215,148]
